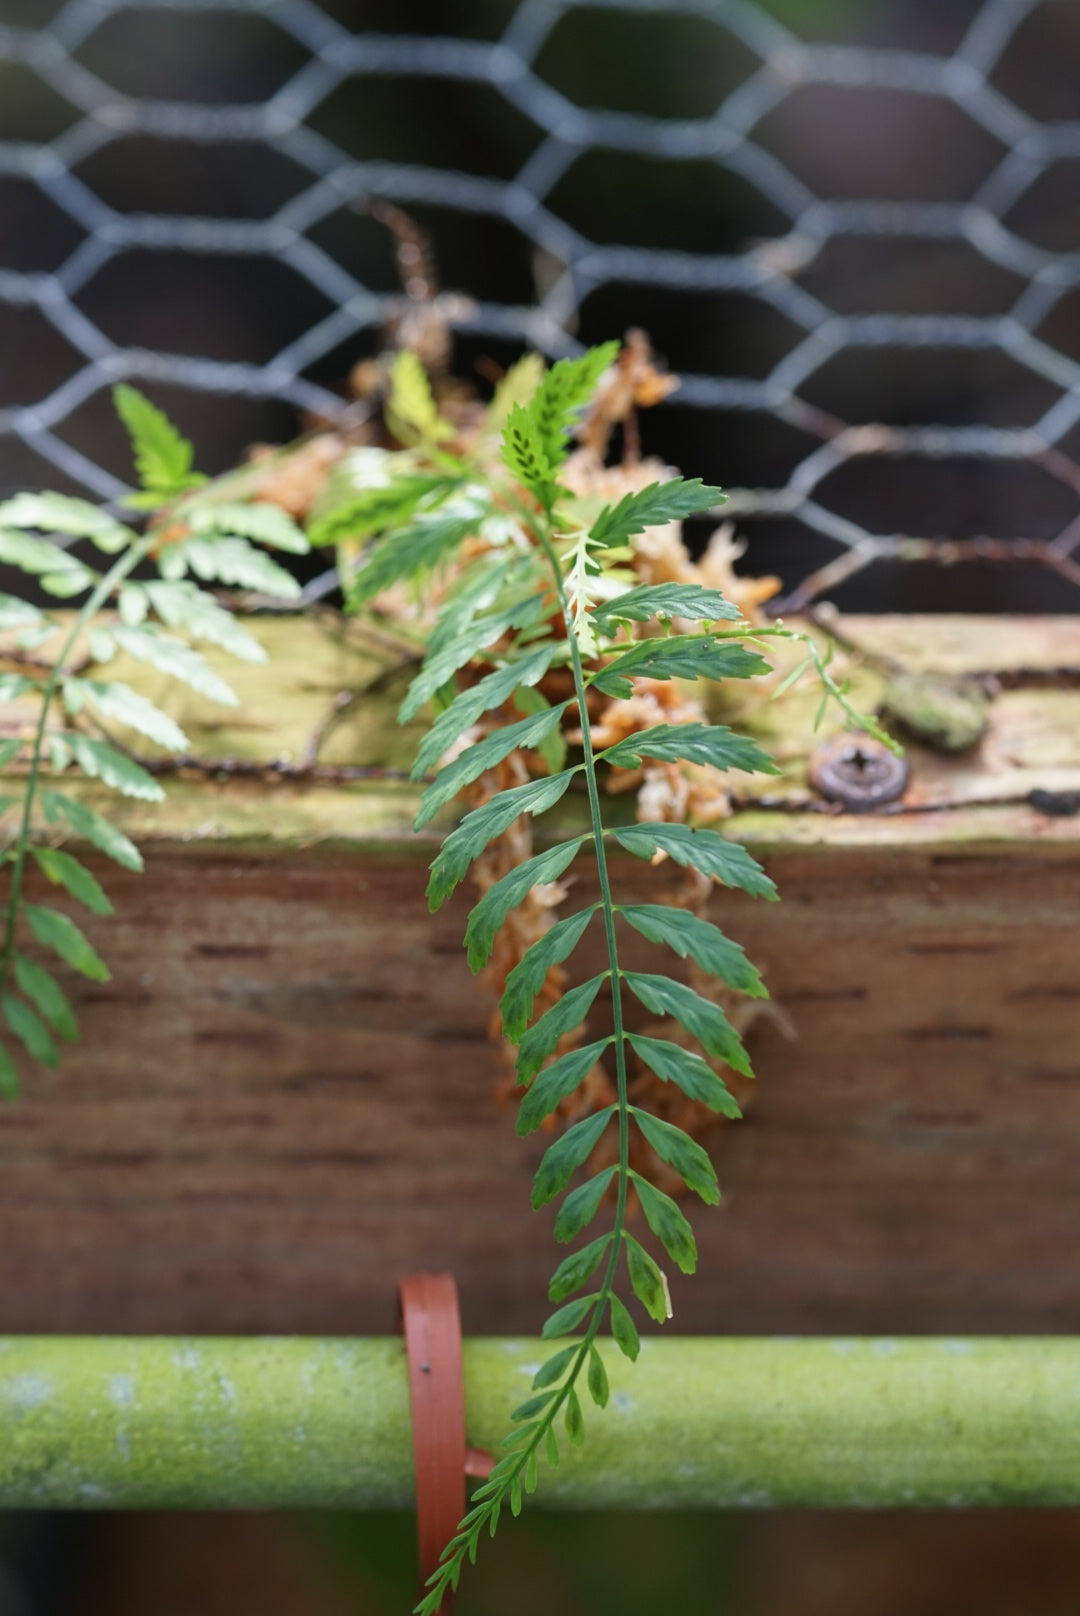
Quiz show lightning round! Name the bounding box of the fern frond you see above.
[354,339,899,1616]
[0,389,308,1092]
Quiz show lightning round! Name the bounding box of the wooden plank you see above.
[0,615,1078,1334]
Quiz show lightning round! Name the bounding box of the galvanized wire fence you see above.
[1,0,1079,608]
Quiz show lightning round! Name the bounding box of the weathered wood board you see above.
[2,614,1080,1336]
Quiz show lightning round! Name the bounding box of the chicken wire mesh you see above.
[0,0,1079,610]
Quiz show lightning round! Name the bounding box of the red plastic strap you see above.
[398,1273,493,1611]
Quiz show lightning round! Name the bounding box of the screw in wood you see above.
[808,735,909,812]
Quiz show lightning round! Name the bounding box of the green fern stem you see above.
[0,535,155,993]
[537,526,632,1308]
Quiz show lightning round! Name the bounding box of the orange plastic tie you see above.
[398,1273,493,1611]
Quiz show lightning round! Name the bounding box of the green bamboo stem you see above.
[2,1337,1080,1510]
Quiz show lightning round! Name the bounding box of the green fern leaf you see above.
[612,822,777,900]
[541,1296,597,1340]
[513,686,568,776]
[589,478,724,550]
[24,905,109,981]
[31,847,113,916]
[42,791,142,871]
[549,1234,611,1301]
[427,771,576,911]
[624,1234,671,1323]
[630,1108,720,1205]
[619,904,766,997]
[386,350,455,445]
[465,837,588,973]
[411,645,556,778]
[528,344,620,470]
[602,722,779,776]
[531,1106,615,1209]
[500,906,598,1042]
[630,1172,697,1274]
[591,637,770,699]
[415,702,570,830]
[502,402,556,501]
[0,593,44,629]
[554,1167,616,1243]
[485,353,547,434]
[40,565,96,599]
[609,1295,639,1360]
[624,972,753,1077]
[61,734,165,801]
[308,476,448,551]
[3,994,57,1068]
[110,625,239,706]
[516,972,606,1084]
[180,536,300,598]
[516,1038,612,1135]
[586,1344,610,1408]
[423,552,527,655]
[143,581,267,664]
[13,953,77,1042]
[113,385,204,499]
[0,530,93,578]
[351,511,479,608]
[532,1345,578,1389]
[0,492,132,553]
[627,1033,741,1116]
[0,674,39,704]
[592,582,739,629]
[510,1390,558,1423]
[190,501,309,554]
[67,679,190,753]
[400,594,550,724]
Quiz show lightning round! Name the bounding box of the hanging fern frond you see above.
[302,336,898,1612]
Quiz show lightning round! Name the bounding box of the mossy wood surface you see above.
[1,614,1079,1336]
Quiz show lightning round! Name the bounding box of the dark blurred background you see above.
[2,0,1080,1610]
[2,0,1080,610]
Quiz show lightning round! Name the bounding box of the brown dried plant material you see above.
[576,328,679,462]
[242,435,347,522]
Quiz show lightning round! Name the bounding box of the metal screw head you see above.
[808,734,909,812]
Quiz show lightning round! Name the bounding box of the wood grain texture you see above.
[0,615,1078,1335]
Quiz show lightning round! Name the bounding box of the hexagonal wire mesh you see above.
[0,0,1079,611]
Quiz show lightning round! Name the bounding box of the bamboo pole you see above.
[0,1337,1078,1509]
